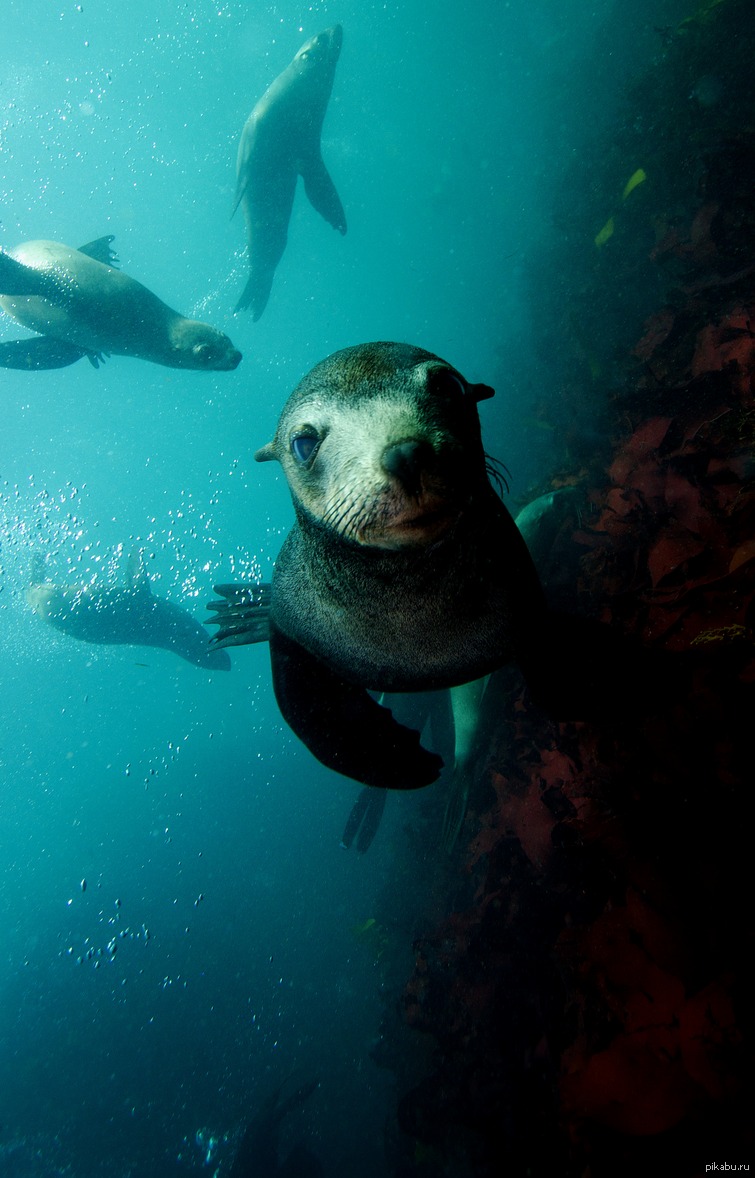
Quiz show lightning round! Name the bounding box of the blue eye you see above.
[291,433,320,464]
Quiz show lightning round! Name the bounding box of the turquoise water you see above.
[1,2,689,1174]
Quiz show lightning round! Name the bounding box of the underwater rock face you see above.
[393,10,754,1176]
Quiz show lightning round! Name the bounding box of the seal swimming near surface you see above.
[233,24,346,319]
[28,550,231,671]
[0,237,242,371]
[208,341,548,788]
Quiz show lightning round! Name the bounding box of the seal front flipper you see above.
[77,235,119,267]
[270,625,443,789]
[301,153,347,234]
[206,582,272,648]
[0,336,89,370]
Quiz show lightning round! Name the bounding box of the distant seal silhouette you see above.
[233,24,346,319]
[0,237,242,371]
[229,1078,321,1177]
[28,551,230,671]
[208,341,547,788]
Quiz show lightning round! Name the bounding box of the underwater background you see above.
[2,1,753,1175]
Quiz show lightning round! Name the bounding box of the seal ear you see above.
[469,382,495,403]
[254,442,278,463]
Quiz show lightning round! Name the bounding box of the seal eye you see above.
[429,369,467,398]
[291,433,320,464]
[193,343,216,365]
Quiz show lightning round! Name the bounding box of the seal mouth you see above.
[221,348,243,371]
[355,498,459,549]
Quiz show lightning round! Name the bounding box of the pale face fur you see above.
[256,347,490,550]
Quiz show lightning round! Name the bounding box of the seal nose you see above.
[382,440,433,495]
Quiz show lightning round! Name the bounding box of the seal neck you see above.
[292,488,511,603]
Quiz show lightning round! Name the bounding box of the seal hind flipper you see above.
[234,271,273,320]
[270,624,443,789]
[207,582,272,647]
[29,553,48,584]
[126,549,151,593]
[301,153,347,234]
[77,235,119,268]
[0,336,88,370]
[440,766,472,853]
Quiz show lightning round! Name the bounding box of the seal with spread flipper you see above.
[0,237,242,371]
[209,341,547,788]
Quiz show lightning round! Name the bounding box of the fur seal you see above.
[208,341,547,788]
[233,25,346,319]
[0,237,242,371]
[28,551,230,671]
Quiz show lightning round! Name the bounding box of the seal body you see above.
[233,25,346,319]
[29,552,230,671]
[244,341,546,787]
[0,237,242,371]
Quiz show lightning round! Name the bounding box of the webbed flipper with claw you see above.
[206,582,272,648]
[0,336,90,370]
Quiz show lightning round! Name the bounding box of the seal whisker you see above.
[322,489,354,527]
[324,492,362,537]
[485,453,510,496]
[340,497,370,540]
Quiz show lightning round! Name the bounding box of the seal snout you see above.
[221,345,243,371]
[371,436,458,548]
[381,439,435,498]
